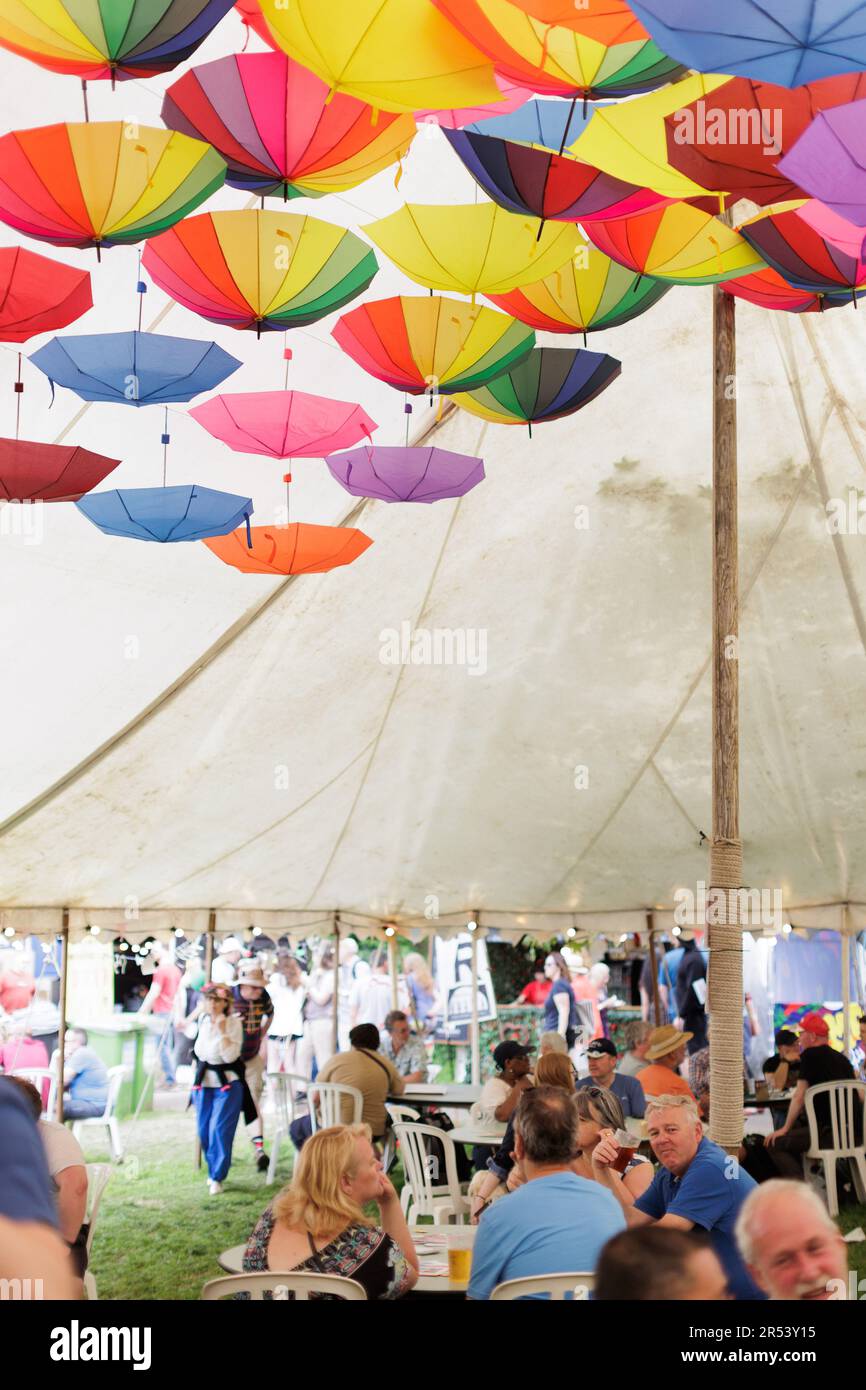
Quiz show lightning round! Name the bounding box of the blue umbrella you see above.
[76,485,253,544]
[29,330,241,406]
[468,98,599,152]
[629,1,866,88]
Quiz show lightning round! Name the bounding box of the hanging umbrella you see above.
[332,295,535,395]
[142,209,377,333]
[737,206,866,299]
[487,249,669,337]
[778,98,866,228]
[443,129,672,226]
[162,52,416,201]
[415,73,533,129]
[628,1,866,88]
[432,0,686,100]
[235,0,272,46]
[29,331,241,405]
[364,204,581,297]
[796,200,866,260]
[256,0,501,115]
[204,521,372,574]
[452,345,620,430]
[467,96,597,150]
[189,390,377,459]
[0,245,91,342]
[0,123,226,253]
[663,75,866,209]
[0,0,236,81]
[585,203,765,286]
[0,437,120,501]
[326,445,484,502]
[723,265,859,314]
[77,484,253,542]
[508,0,649,42]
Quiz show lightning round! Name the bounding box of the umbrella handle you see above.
[245,512,252,549]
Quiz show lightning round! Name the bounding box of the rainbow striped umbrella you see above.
[487,248,669,340]
[452,345,620,432]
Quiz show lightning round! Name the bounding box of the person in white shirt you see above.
[350,951,407,1033]
[266,954,307,1075]
[211,937,243,986]
[296,947,337,1079]
[338,938,370,1051]
[476,1042,534,1125]
[192,984,244,1196]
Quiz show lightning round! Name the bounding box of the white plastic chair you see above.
[393,1121,470,1224]
[310,1081,363,1132]
[427,1063,442,1083]
[490,1272,595,1301]
[11,1067,57,1117]
[84,1163,112,1259]
[382,1103,420,1171]
[201,1272,367,1300]
[802,1079,866,1216]
[83,1271,98,1300]
[71,1065,127,1162]
[266,1072,309,1184]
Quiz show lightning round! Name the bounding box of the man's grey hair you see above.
[514,1085,578,1164]
[645,1093,700,1122]
[624,1019,653,1050]
[735,1179,840,1267]
[539,1031,568,1055]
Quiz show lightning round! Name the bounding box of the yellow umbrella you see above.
[257,0,501,115]
[570,73,732,202]
[364,203,580,297]
[584,202,766,285]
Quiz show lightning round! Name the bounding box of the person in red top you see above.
[516,967,551,1007]
[0,962,36,1015]
[0,1026,50,1107]
[138,942,183,1088]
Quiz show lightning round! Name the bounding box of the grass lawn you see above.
[83,1104,866,1300]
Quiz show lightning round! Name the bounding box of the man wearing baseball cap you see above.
[576,1039,645,1118]
[744,1012,860,1182]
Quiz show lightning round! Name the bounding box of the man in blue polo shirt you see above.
[576,1038,646,1117]
[591,1093,764,1300]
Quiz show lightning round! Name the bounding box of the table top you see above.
[448,1123,505,1146]
[393,1083,482,1107]
[744,1090,793,1110]
[218,1223,475,1295]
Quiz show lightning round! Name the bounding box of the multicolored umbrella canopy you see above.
[29,330,241,404]
[585,203,766,285]
[0,0,236,81]
[443,128,671,225]
[432,0,686,100]
[487,248,669,337]
[415,73,533,129]
[0,436,120,500]
[663,75,866,208]
[204,521,372,574]
[723,264,861,314]
[452,345,620,429]
[0,122,226,252]
[77,484,253,542]
[0,245,91,341]
[508,0,649,42]
[256,0,501,115]
[737,206,866,298]
[628,0,866,88]
[162,52,416,201]
[468,96,597,150]
[142,210,377,333]
[778,98,866,228]
[332,295,535,395]
[326,445,485,503]
[189,390,377,459]
[364,203,580,297]
[796,198,866,259]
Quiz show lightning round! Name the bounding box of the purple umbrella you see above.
[779,98,866,227]
[325,445,485,503]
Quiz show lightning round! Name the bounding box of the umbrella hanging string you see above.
[557,96,578,157]
[404,395,412,446]
[81,80,89,123]
[284,471,291,526]
[136,251,146,332]
[283,334,291,390]
[161,408,169,487]
[14,352,23,440]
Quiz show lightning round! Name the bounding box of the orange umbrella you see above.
[509,1,649,43]
[203,521,373,574]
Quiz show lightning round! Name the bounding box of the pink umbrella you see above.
[188,389,377,458]
[326,444,485,502]
[415,73,533,130]
[796,200,866,259]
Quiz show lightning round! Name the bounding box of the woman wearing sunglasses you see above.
[574,1085,653,1200]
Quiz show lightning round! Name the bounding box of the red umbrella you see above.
[0,245,92,342]
[0,437,121,501]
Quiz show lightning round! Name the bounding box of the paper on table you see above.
[844,1227,865,1243]
[402,1084,447,1094]
[418,1258,449,1275]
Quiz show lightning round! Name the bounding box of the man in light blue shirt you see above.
[379,1010,428,1082]
[60,1028,108,1120]
[468,1086,625,1299]
[576,1038,645,1118]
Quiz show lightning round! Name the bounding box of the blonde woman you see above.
[243,1124,419,1298]
[402,952,440,1033]
[573,1086,652,1199]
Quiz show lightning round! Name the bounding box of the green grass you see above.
[83,1106,866,1300]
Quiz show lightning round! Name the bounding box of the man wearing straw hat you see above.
[211,936,243,986]
[637,1026,696,1101]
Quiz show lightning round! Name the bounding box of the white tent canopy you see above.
[2,20,866,936]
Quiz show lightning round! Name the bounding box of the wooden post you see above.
[204,909,216,982]
[387,929,400,1012]
[842,911,852,1058]
[646,913,663,1028]
[332,912,341,1055]
[708,281,744,1154]
[469,913,480,1086]
[55,908,70,1123]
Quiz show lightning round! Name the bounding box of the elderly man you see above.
[232,961,274,1173]
[637,1025,696,1100]
[576,1038,645,1118]
[380,1010,428,1083]
[592,1093,764,1300]
[735,1179,849,1300]
[468,1086,625,1299]
[618,1020,653,1077]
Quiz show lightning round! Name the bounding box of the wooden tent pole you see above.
[708,282,744,1154]
[387,929,400,1013]
[204,909,216,982]
[842,908,852,1058]
[469,912,480,1086]
[55,908,70,1123]
[646,912,663,1027]
[332,912,341,1055]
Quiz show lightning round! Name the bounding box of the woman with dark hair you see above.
[573,1085,652,1199]
[543,951,579,1048]
[192,983,243,1196]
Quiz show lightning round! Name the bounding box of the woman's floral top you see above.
[242,1205,412,1300]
